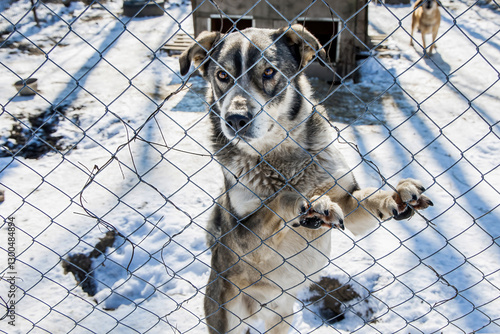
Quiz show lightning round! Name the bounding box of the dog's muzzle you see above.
[223,94,255,138]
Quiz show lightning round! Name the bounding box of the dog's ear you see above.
[279,24,326,68]
[414,0,423,8]
[179,31,220,76]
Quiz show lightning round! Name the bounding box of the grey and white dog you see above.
[179,25,433,333]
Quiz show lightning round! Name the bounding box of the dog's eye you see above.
[217,71,229,81]
[263,68,276,79]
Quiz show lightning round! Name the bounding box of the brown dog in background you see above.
[411,0,441,54]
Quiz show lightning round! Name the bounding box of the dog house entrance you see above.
[297,19,340,63]
[210,15,253,34]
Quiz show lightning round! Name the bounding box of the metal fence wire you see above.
[1,0,499,332]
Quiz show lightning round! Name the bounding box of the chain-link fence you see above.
[1,0,499,333]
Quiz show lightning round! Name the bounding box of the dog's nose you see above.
[225,114,250,132]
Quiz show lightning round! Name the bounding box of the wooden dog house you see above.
[189,0,369,82]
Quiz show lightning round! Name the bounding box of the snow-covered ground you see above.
[0,0,499,333]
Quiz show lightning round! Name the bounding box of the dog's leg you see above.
[430,28,438,54]
[340,178,433,236]
[262,294,295,334]
[236,287,295,333]
[410,16,416,46]
[422,33,427,54]
[205,255,252,333]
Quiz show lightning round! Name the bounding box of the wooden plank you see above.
[162,33,194,55]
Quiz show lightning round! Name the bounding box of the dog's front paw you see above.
[392,178,434,220]
[293,196,344,230]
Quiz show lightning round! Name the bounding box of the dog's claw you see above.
[335,219,345,230]
[392,179,433,220]
[393,205,414,221]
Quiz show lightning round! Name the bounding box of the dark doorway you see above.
[298,19,340,63]
[210,17,253,34]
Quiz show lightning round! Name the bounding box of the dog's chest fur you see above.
[221,143,348,218]
[229,150,315,192]
[420,12,437,28]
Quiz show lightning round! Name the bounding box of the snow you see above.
[0,0,499,333]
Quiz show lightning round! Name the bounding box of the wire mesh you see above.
[1,0,499,333]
